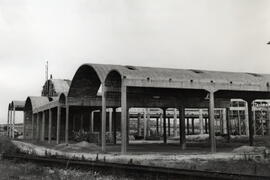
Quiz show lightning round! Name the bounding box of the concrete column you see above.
[7,109,9,137]
[121,84,127,154]
[159,113,163,135]
[91,111,94,133]
[173,108,177,137]
[144,109,147,139]
[267,107,270,136]
[247,100,254,146]
[163,108,167,144]
[80,112,84,130]
[65,105,69,144]
[253,105,256,135]
[113,107,117,144]
[41,111,45,141]
[222,109,227,134]
[179,106,186,150]
[138,113,141,136]
[192,118,195,134]
[48,109,52,143]
[147,109,150,137]
[12,107,15,138]
[186,118,190,135]
[168,117,171,136]
[126,108,130,145]
[109,108,112,137]
[156,117,159,136]
[199,109,204,134]
[89,109,92,133]
[226,107,231,142]
[101,84,107,152]
[245,102,249,135]
[36,113,40,140]
[209,91,216,153]
[56,106,61,144]
[32,114,35,140]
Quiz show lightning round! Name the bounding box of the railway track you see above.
[2,153,269,180]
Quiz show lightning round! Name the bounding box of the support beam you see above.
[156,117,159,136]
[186,118,190,135]
[209,91,216,153]
[226,107,231,142]
[173,109,177,137]
[121,84,127,154]
[109,108,112,137]
[80,112,84,130]
[247,100,254,146]
[146,109,150,137]
[32,114,35,140]
[36,113,40,140]
[113,107,117,144]
[168,117,171,136]
[245,102,249,135]
[101,84,107,152]
[163,108,167,144]
[12,107,15,138]
[199,109,204,134]
[65,105,69,144]
[144,109,147,139]
[56,106,61,144]
[205,118,208,134]
[192,118,195,134]
[138,113,141,136]
[48,109,52,144]
[159,113,163,135]
[179,106,186,150]
[90,111,94,133]
[222,109,227,134]
[41,111,45,141]
[267,107,270,136]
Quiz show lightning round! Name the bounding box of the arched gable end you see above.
[68,65,102,97]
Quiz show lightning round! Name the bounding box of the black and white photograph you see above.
[0,0,270,179]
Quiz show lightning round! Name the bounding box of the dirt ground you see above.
[0,159,133,180]
[11,135,270,177]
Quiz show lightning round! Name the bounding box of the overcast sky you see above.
[0,0,270,124]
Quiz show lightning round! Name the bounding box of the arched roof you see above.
[42,79,71,97]
[68,63,270,97]
[24,96,50,112]
[9,100,25,111]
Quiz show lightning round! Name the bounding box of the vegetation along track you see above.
[2,153,269,180]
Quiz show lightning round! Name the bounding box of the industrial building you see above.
[6,63,270,154]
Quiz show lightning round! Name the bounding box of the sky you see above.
[0,0,270,124]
